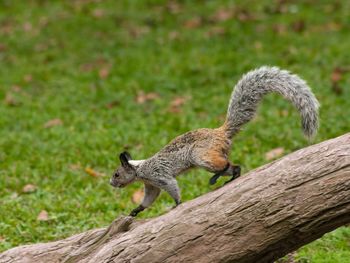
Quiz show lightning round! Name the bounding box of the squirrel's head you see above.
[110,151,137,188]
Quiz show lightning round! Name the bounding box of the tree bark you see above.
[1,133,349,263]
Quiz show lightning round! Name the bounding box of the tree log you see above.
[1,133,349,263]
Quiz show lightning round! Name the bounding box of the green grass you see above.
[0,0,349,260]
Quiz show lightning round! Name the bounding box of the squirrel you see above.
[110,66,319,217]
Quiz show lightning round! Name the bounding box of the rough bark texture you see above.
[1,133,349,263]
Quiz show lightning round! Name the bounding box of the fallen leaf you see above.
[132,189,144,204]
[236,8,255,22]
[254,41,263,50]
[127,25,150,38]
[331,67,345,95]
[168,31,180,40]
[4,92,17,106]
[106,100,120,109]
[35,42,49,52]
[136,91,160,104]
[23,22,32,32]
[331,82,342,95]
[11,85,22,92]
[0,43,6,52]
[212,9,233,22]
[272,24,287,35]
[325,22,342,32]
[92,8,105,18]
[291,20,306,33]
[37,210,49,221]
[98,67,110,79]
[205,26,226,38]
[265,147,285,161]
[167,1,181,14]
[80,63,94,72]
[169,96,189,113]
[265,0,289,14]
[184,17,202,29]
[22,184,37,193]
[331,67,343,83]
[23,74,33,83]
[0,20,14,35]
[70,163,81,171]
[85,167,105,177]
[43,118,63,128]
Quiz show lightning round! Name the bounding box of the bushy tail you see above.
[224,66,319,138]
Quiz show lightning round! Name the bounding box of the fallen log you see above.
[1,133,349,263]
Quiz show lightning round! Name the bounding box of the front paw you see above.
[129,210,138,217]
[129,205,145,217]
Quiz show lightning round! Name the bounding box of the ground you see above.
[0,0,349,261]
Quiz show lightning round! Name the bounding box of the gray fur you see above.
[110,66,320,216]
[226,66,319,138]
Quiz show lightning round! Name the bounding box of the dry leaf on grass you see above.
[106,100,120,109]
[11,85,22,92]
[23,22,32,32]
[205,27,226,38]
[272,24,287,35]
[92,8,105,18]
[169,96,189,113]
[0,43,7,52]
[265,147,285,161]
[4,92,17,106]
[330,67,346,95]
[167,1,181,14]
[127,25,150,38]
[22,184,37,193]
[331,67,343,83]
[291,20,306,33]
[236,8,256,22]
[43,118,63,128]
[37,210,49,221]
[99,67,110,79]
[132,189,144,204]
[184,17,202,29]
[23,74,33,83]
[168,31,180,40]
[211,9,234,22]
[85,167,105,177]
[70,163,81,171]
[136,91,160,104]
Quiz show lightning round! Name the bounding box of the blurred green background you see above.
[0,0,349,261]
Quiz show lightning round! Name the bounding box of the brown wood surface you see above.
[1,133,349,263]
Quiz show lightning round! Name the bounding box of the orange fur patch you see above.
[202,149,228,171]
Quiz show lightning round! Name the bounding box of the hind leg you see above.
[209,163,241,185]
[192,149,240,185]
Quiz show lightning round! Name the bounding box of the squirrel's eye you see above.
[114,173,119,178]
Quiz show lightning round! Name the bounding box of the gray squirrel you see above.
[110,66,319,216]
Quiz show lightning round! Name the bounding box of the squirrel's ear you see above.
[119,151,132,168]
